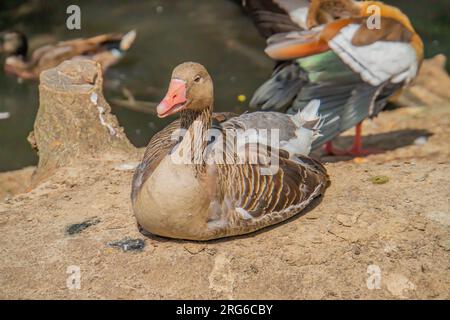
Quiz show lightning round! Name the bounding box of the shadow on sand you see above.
[321,128,433,163]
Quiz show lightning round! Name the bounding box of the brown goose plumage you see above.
[131,62,329,240]
[0,30,137,80]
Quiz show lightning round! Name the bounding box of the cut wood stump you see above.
[28,60,137,183]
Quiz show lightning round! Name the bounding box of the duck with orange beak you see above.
[156,79,190,118]
[131,62,329,240]
[243,0,424,156]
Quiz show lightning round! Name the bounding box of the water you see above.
[0,0,448,172]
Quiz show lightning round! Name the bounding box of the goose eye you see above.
[194,75,201,83]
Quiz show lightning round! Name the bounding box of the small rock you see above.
[413,221,427,231]
[438,239,450,251]
[424,211,450,227]
[208,253,235,297]
[414,174,428,182]
[371,175,389,185]
[352,245,361,255]
[66,218,100,235]
[413,136,428,146]
[249,265,259,274]
[385,273,416,299]
[336,214,354,227]
[108,237,145,252]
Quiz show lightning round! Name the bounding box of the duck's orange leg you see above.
[324,123,382,156]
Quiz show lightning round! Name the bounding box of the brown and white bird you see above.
[131,62,329,240]
[0,30,137,80]
[243,0,424,156]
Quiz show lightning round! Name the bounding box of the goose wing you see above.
[203,103,327,238]
[208,146,329,238]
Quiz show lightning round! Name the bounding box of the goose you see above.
[131,62,329,240]
[243,0,424,156]
[0,30,137,80]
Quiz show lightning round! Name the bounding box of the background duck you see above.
[131,62,329,240]
[243,0,424,156]
[0,29,137,80]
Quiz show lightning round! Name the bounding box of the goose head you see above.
[0,31,28,58]
[157,62,213,118]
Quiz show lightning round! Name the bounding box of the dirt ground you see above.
[0,94,449,299]
[0,57,450,299]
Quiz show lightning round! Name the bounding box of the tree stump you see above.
[29,60,136,182]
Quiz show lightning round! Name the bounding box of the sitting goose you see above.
[0,30,136,80]
[131,62,329,241]
[243,0,424,156]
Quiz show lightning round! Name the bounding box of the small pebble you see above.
[414,136,428,146]
[438,239,450,251]
[425,211,450,227]
[336,214,353,227]
[371,175,389,185]
[352,245,361,255]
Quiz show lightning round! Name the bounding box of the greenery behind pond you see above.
[0,0,448,172]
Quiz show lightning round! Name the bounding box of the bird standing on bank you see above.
[243,0,424,156]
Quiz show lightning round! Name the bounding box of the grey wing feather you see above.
[250,62,307,112]
[222,111,298,142]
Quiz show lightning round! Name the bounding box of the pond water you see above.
[0,0,448,172]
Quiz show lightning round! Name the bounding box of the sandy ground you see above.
[0,101,449,300]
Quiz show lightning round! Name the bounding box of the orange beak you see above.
[157,79,188,118]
